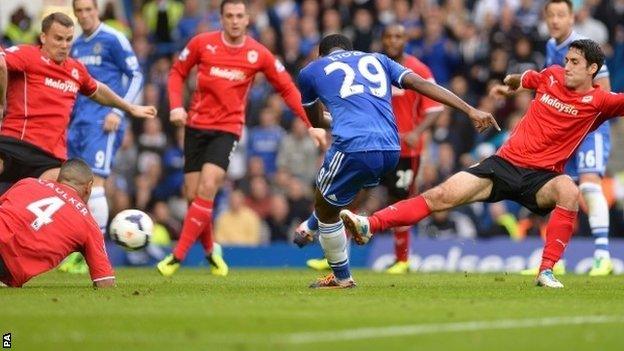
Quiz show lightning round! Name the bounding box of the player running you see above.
[0,13,155,190]
[0,159,115,288]
[298,34,497,288]
[59,0,145,273]
[341,39,624,288]
[157,0,326,277]
[531,0,615,276]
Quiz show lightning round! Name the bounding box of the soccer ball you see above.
[109,209,153,250]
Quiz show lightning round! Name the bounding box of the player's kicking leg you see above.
[341,171,493,245]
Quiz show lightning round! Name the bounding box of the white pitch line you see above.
[277,315,624,344]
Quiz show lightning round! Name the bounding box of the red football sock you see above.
[173,197,214,261]
[369,195,432,233]
[539,206,577,272]
[199,219,214,255]
[393,228,410,262]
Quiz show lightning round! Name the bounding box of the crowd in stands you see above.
[3,0,624,247]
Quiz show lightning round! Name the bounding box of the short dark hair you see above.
[220,0,247,14]
[41,12,74,33]
[544,0,573,12]
[58,158,93,186]
[72,0,98,8]
[569,39,604,78]
[319,34,353,56]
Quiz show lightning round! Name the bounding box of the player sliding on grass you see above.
[298,34,497,288]
[0,159,115,288]
[341,39,624,288]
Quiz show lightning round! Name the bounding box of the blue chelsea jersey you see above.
[71,23,143,123]
[298,50,411,152]
[545,31,609,80]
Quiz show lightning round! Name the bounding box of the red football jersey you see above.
[391,55,444,157]
[497,66,624,172]
[0,178,114,287]
[168,31,311,137]
[2,45,98,160]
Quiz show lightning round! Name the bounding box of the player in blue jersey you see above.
[528,0,613,276]
[60,0,144,273]
[297,34,498,288]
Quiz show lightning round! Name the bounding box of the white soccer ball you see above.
[109,209,153,250]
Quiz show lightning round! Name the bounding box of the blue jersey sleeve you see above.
[297,66,319,106]
[374,53,411,89]
[109,33,143,116]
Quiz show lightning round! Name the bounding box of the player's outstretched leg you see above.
[580,182,613,276]
[341,195,432,245]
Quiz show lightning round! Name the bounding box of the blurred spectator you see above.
[285,177,313,224]
[413,17,460,86]
[109,129,138,214]
[142,0,184,55]
[247,108,285,176]
[515,0,541,36]
[175,0,203,46]
[214,189,264,246]
[245,175,272,219]
[489,6,522,50]
[102,1,132,39]
[282,30,305,75]
[350,8,375,52]
[458,22,490,69]
[277,119,318,185]
[418,210,478,239]
[299,16,320,57]
[153,127,184,200]
[322,8,342,36]
[575,5,609,45]
[608,25,624,92]
[264,193,293,242]
[507,36,544,74]
[3,7,37,46]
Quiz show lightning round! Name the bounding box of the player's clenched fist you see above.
[129,105,157,119]
[170,107,188,127]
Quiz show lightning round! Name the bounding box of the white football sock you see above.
[318,219,351,281]
[88,186,109,235]
[579,182,610,259]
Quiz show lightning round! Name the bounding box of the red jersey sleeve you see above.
[600,92,624,119]
[168,36,202,110]
[260,48,312,128]
[81,221,115,282]
[3,45,30,72]
[520,69,545,90]
[77,61,98,96]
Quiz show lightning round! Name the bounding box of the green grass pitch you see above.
[1,268,624,351]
